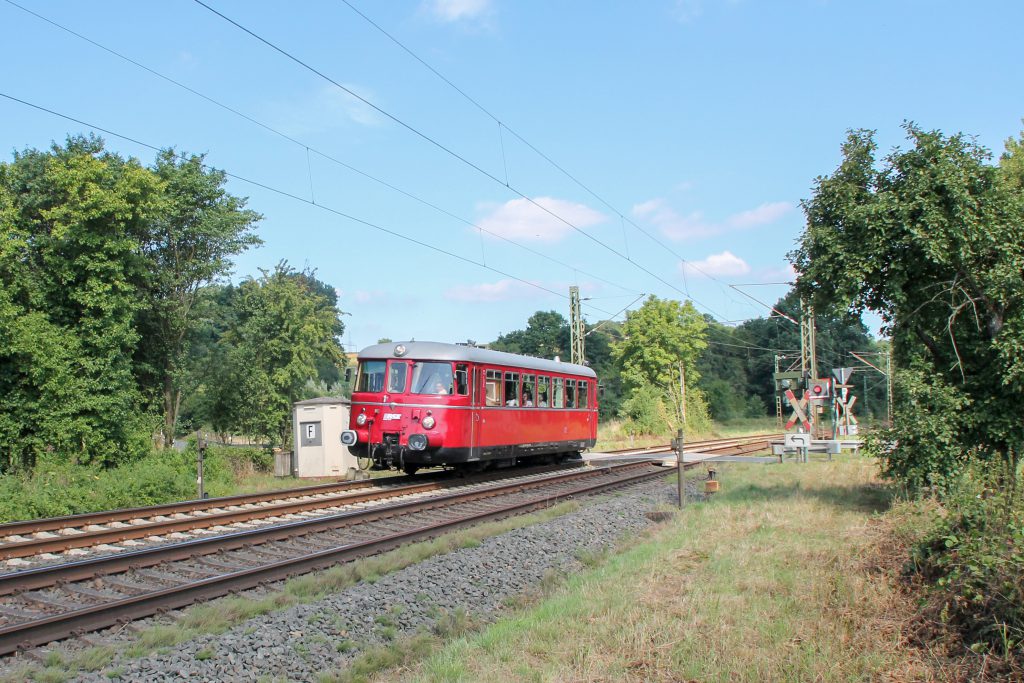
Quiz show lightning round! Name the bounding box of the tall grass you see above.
[907,461,1024,674]
[404,457,935,682]
[0,445,287,523]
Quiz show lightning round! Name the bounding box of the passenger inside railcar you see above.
[523,388,534,406]
[410,361,454,395]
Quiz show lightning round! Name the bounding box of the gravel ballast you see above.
[47,477,698,682]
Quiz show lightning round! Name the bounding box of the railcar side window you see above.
[552,377,564,408]
[455,364,469,396]
[387,362,408,393]
[521,374,535,407]
[537,376,550,407]
[485,370,502,406]
[356,360,386,392]
[504,372,520,406]
[410,361,454,395]
[565,379,576,408]
[579,380,589,409]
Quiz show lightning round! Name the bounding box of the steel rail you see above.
[0,464,584,560]
[0,461,670,655]
[0,479,459,560]
[600,433,780,458]
[0,480,385,538]
[0,435,772,539]
[0,462,652,597]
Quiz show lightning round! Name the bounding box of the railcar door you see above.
[469,367,480,460]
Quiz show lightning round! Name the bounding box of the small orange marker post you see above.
[705,468,719,494]
[675,428,685,509]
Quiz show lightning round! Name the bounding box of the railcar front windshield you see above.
[410,361,454,395]
[355,360,386,392]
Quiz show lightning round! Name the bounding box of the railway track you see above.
[0,435,774,566]
[0,459,675,655]
[599,433,779,459]
[0,465,579,564]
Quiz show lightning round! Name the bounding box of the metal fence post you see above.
[196,431,207,500]
[676,428,685,509]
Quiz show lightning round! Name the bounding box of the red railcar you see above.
[341,341,598,474]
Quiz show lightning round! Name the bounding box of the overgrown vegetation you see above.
[796,123,1024,490]
[908,463,1024,675]
[796,121,1024,673]
[0,444,271,523]
[0,136,346,472]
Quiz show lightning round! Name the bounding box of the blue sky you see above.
[2,0,1022,351]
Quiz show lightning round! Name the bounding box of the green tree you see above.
[723,290,881,420]
[198,263,345,447]
[135,150,262,448]
[613,295,709,432]
[793,124,1024,489]
[584,319,625,420]
[490,310,570,360]
[0,136,160,470]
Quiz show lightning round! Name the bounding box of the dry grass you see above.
[400,457,948,682]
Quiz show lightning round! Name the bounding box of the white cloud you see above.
[726,201,794,229]
[351,290,389,305]
[632,198,715,240]
[680,251,751,277]
[340,289,418,307]
[425,0,491,22]
[477,197,605,242]
[755,263,798,282]
[633,198,794,241]
[444,278,545,303]
[263,84,382,136]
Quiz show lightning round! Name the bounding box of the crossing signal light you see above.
[808,379,831,399]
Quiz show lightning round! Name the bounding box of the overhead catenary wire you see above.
[5,2,777,334]
[0,91,632,317]
[1,0,641,301]
[191,0,729,322]
[2,89,796,357]
[334,0,789,315]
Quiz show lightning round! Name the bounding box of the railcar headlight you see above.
[408,434,428,451]
[356,413,367,426]
[422,415,436,429]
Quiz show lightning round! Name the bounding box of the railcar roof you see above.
[356,341,597,378]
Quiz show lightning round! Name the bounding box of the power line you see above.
[0,91,621,312]
[585,293,647,337]
[706,338,800,354]
[3,89,790,361]
[191,0,728,321]
[2,0,640,301]
[334,0,780,314]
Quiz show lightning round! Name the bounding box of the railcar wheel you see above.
[402,464,420,475]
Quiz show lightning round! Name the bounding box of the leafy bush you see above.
[910,463,1024,661]
[619,386,672,436]
[869,367,972,494]
[619,384,712,437]
[0,443,272,522]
